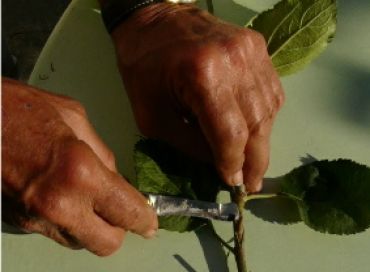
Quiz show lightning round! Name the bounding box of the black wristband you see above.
[101,0,163,33]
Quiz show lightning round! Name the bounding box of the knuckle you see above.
[64,99,88,117]
[74,104,88,118]
[268,81,285,114]
[178,47,220,109]
[227,124,248,146]
[250,30,267,48]
[241,29,268,59]
[183,46,218,86]
[181,47,235,110]
[250,95,278,128]
[52,95,88,118]
[221,32,250,66]
[17,217,36,232]
[56,103,89,131]
[61,161,89,189]
[250,112,273,136]
[275,90,285,109]
[105,150,116,169]
[22,189,65,223]
[275,92,285,110]
[216,121,248,169]
[56,140,97,189]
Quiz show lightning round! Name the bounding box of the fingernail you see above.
[143,229,157,239]
[231,170,244,186]
[246,180,263,193]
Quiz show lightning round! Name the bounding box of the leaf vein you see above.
[271,3,335,59]
[280,32,329,53]
[267,2,301,46]
[274,32,330,69]
[300,1,322,28]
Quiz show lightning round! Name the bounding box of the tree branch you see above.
[231,186,247,272]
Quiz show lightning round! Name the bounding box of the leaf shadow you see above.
[246,154,319,225]
[321,60,370,129]
[330,62,370,128]
[246,178,301,225]
[299,153,318,165]
[312,0,370,130]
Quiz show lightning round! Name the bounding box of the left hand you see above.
[2,78,157,256]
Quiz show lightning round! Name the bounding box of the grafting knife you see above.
[145,193,239,222]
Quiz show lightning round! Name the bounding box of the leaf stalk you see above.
[206,0,214,14]
[244,193,280,202]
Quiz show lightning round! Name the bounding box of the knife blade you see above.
[145,193,239,221]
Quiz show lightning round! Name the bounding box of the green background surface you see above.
[2,0,370,271]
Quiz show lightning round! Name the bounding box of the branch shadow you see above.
[173,223,230,272]
[173,254,198,272]
[194,224,230,272]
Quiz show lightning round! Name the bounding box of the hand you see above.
[2,78,157,256]
[111,4,284,192]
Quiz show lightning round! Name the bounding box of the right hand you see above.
[2,77,158,256]
[111,4,285,191]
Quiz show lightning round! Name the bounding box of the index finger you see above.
[191,87,249,186]
[94,171,158,238]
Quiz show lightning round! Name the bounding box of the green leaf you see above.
[280,159,370,234]
[249,0,337,76]
[134,139,222,232]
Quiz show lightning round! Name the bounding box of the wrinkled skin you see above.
[2,2,284,256]
[2,78,157,256]
[112,3,284,191]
